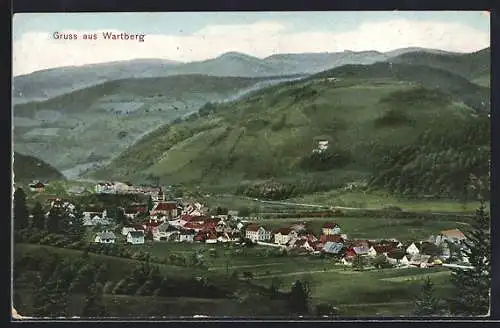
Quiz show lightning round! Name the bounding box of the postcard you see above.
[11,11,491,319]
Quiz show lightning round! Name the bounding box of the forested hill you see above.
[14,152,65,181]
[90,61,490,200]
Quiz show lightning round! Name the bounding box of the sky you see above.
[12,11,490,76]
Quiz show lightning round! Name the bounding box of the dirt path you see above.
[251,268,361,279]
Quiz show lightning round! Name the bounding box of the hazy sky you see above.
[13,11,490,76]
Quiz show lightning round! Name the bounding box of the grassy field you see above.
[14,242,455,317]
[288,190,484,213]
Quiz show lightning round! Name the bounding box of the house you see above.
[150,201,178,219]
[353,246,370,256]
[151,188,166,202]
[322,242,344,255]
[372,243,399,257]
[83,215,111,226]
[152,222,171,241]
[290,223,306,233]
[142,219,161,233]
[205,231,218,244]
[94,231,116,244]
[319,234,344,244]
[274,228,296,245]
[367,246,378,258]
[386,250,406,265]
[322,222,341,235]
[400,255,410,267]
[181,202,206,217]
[127,231,145,245]
[409,254,432,268]
[95,182,116,194]
[29,181,45,192]
[313,140,329,153]
[245,224,271,242]
[183,221,204,232]
[179,229,196,242]
[437,229,466,245]
[215,219,227,233]
[343,248,357,260]
[406,243,420,256]
[124,205,147,219]
[121,226,136,236]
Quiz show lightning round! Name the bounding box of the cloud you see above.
[13,19,489,76]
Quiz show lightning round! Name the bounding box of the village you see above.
[30,179,472,271]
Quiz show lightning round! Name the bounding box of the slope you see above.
[13,152,65,182]
[90,62,490,199]
[13,75,291,176]
[388,47,490,82]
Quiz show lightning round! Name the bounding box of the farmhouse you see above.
[409,254,432,268]
[127,231,145,245]
[94,231,116,244]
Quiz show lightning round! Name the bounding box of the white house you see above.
[437,229,466,246]
[127,231,145,245]
[94,231,116,244]
[313,140,329,153]
[121,226,136,236]
[179,230,196,243]
[367,246,378,258]
[274,228,297,245]
[406,243,420,256]
[400,256,410,267]
[245,225,271,242]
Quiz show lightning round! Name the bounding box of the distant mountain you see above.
[13,152,65,181]
[90,61,489,200]
[13,47,458,103]
[388,47,490,81]
[13,59,182,103]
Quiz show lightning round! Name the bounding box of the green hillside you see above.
[90,62,490,200]
[13,75,283,175]
[13,152,65,182]
[389,47,490,82]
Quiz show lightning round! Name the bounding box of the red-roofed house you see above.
[183,221,204,232]
[151,202,178,219]
[322,222,341,235]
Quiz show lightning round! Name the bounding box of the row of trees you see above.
[413,199,490,316]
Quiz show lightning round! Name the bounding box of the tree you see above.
[46,206,63,234]
[352,255,367,271]
[237,206,251,217]
[269,276,283,299]
[82,282,108,317]
[413,276,440,316]
[147,196,154,212]
[145,230,154,241]
[14,188,29,232]
[288,280,311,315]
[115,207,127,225]
[448,201,491,316]
[372,254,391,269]
[31,201,46,230]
